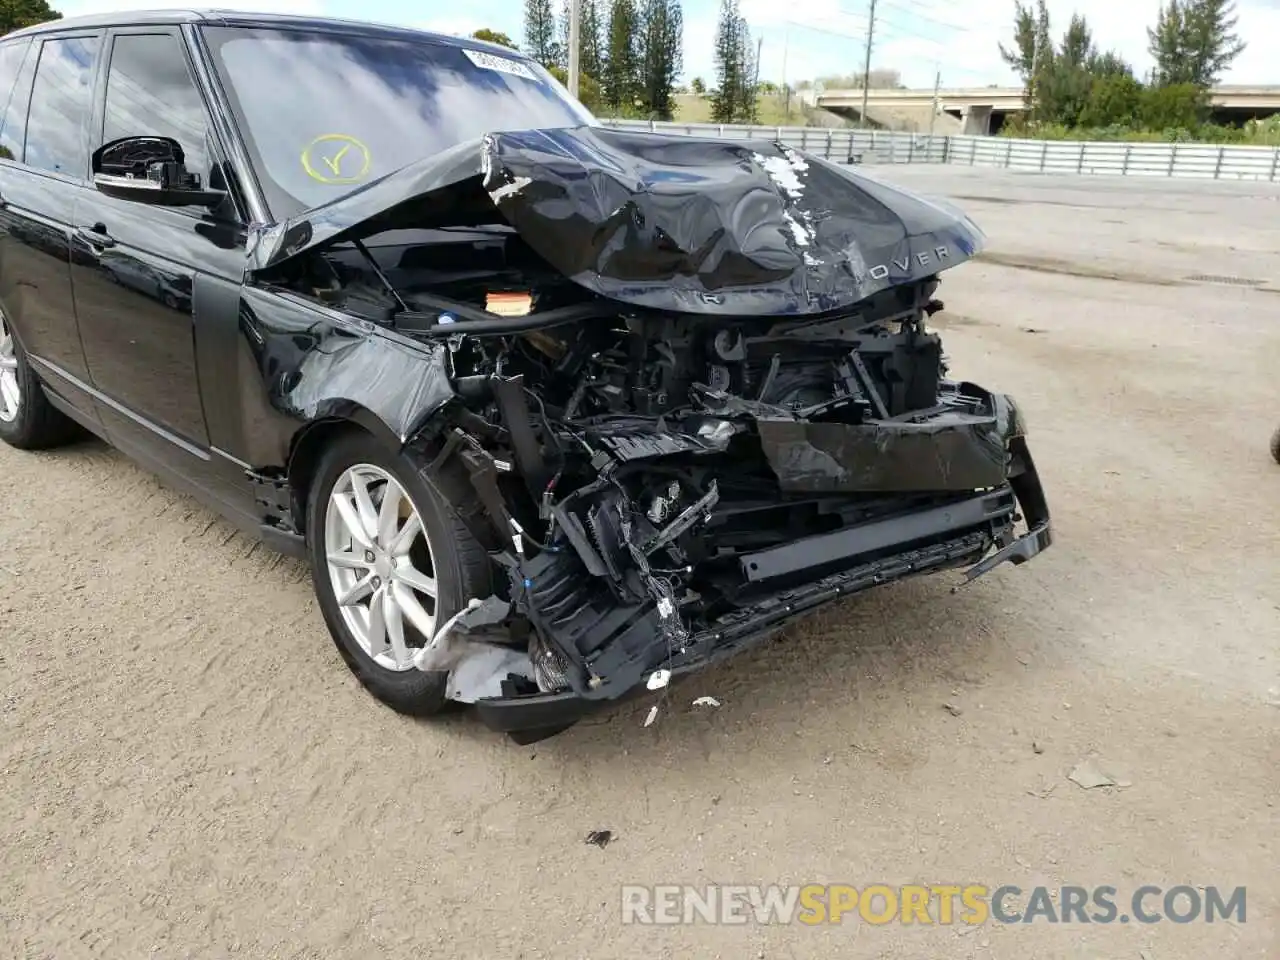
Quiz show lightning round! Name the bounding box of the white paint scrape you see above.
[753,149,809,200]
[756,148,818,261]
[784,212,812,248]
[489,176,533,203]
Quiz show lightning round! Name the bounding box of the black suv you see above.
[0,11,1051,741]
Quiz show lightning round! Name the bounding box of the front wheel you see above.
[0,306,79,450]
[305,430,492,716]
[1271,426,1280,465]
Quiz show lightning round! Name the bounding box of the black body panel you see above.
[250,125,986,317]
[0,10,1052,739]
[72,194,211,447]
[233,287,455,467]
[484,126,984,315]
[0,171,98,422]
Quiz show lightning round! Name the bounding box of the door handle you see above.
[76,224,115,249]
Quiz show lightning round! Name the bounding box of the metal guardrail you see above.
[600,119,948,165]
[600,118,1280,181]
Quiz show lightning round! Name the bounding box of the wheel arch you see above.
[284,406,408,531]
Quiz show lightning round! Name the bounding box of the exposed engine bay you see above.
[253,125,1052,738]
[277,237,1047,717]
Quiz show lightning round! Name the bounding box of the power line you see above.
[769,4,997,90]
[781,18,867,45]
[843,0,997,83]
[869,36,995,80]
[880,0,981,35]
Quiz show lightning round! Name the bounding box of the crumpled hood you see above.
[249,124,985,316]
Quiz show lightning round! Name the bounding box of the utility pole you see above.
[1028,28,1041,115]
[858,0,877,128]
[781,22,791,122]
[568,0,581,98]
[928,68,940,138]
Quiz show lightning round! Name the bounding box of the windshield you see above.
[202,26,596,218]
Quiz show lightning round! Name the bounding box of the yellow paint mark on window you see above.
[301,134,372,184]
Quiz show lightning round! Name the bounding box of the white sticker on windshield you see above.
[463,48,538,81]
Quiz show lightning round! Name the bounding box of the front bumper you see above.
[473,432,1052,739]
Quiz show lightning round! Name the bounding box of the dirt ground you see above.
[2,167,1277,959]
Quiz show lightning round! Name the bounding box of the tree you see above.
[1139,81,1206,128]
[471,28,516,49]
[524,0,559,67]
[1148,0,1245,87]
[603,0,641,112]
[1147,0,1186,83]
[1078,73,1143,126]
[1035,62,1092,125]
[1181,0,1245,86]
[555,0,604,78]
[579,0,605,79]
[998,0,1051,88]
[998,3,1142,128]
[547,64,604,112]
[1088,50,1133,78]
[638,0,682,120]
[690,76,706,95]
[1058,13,1092,68]
[1,0,60,35]
[710,0,743,122]
[1036,13,1101,124]
[711,0,757,123]
[556,0,604,75]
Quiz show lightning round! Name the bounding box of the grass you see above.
[1000,118,1280,146]
[671,93,849,128]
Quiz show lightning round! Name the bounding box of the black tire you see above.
[1271,426,1280,465]
[305,428,493,716]
[0,315,80,450]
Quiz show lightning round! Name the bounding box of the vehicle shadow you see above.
[22,436,1052,772]
[458,566,1058,772]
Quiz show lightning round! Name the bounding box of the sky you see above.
[54,0,1280,91]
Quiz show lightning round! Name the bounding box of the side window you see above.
[103,33,210,186]
[25,35,101,177]
[0,39,32,160]
[1,39,37,163]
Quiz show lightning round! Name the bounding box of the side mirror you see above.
[92,136,225,209]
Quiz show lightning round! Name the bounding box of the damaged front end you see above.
[422,305,1051,737]
[251,124,1052,739]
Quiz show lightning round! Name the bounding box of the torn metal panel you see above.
[282,333,454,444]
[245,124,985,317]
[235,286,457,466]
[483,127,985,315]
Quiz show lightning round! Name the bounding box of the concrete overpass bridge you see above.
[806,85,1280,134]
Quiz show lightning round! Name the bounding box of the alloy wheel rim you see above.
[0,310,20,424]
[323,463,439,672]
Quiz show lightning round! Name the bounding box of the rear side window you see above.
[103,33,210,185]
[0,39,32,160]
[25,35,101,177]
[0,40,36,162]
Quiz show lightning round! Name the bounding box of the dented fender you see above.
[232,286,456,472]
